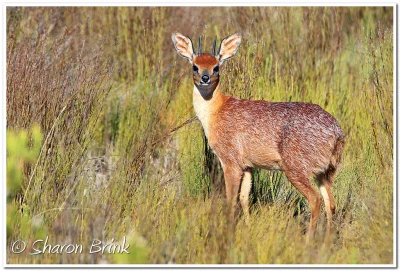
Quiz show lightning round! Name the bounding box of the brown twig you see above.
[151,115,198,148]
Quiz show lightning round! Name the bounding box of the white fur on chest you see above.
[193,85,214,138]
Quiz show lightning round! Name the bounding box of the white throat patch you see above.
[192,85,215,138]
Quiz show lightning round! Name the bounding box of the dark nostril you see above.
[201,75,210,82]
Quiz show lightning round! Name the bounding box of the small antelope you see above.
[172,32,344,242]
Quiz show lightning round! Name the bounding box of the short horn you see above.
[212,36,217,56]
[191,38,196,56]
[198,36,202,56]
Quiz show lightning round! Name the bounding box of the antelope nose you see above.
[201,75,210,83]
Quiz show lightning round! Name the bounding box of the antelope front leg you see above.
[221,163,243,221]
[240,169,252,225]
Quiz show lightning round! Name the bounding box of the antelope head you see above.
[172,32,242,97]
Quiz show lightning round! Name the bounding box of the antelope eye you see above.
[213,66,219,73]
[193,65,199,72]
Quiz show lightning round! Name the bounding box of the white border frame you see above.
[2,2,397,269]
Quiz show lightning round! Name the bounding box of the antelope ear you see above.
[218,33,242,65]
[171,32,195,63]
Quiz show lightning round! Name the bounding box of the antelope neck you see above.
[193,84,226,139]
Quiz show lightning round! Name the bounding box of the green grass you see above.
[6,6,393,264]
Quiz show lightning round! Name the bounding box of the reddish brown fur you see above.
[209,98,344,174]
[172,31,345,243]
[194,53,218,67]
